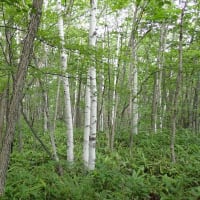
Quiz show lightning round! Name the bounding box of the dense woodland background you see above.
[0,0,200,199]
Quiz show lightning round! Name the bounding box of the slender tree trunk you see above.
[38,76,49,133]
[17,117,23,152]
[107,28,112,149]
[87,0,98,170]
[110,32,120,150]
[43,90,49,132]
[49,77,63,175]
[170,1,187,163]
[72,78,77,125]
[132,67,138,136]
[57,0,74,163]
[89,66,97,170]
[0,91,6,151]
[151,23,167,133]
[16,29,23,152]
[193,77,200,133]
[129,5,139,150]
[83,71,91,167]
[38,77,60,163]
[97,25,106,133]
[40,0,49,132]
[151,72,159,133]
[50,77,61,161]
[73,74,82,128]
[98,72,105,132]
[0,0,43,195]
[21,105,52,159]
[63,75,74,162]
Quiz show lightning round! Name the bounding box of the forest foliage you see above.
[2,127,200,200]
[1,0,200,199]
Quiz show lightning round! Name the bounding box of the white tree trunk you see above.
[63,69,74,162]
[159,24,167,130]
[151,23,167,133]
[171,1,187,163]
[130,5,139,138]
[129,4,139,151]
[110,32,120,149]
[72,74,78,125]
[83,71,91,167]
[89,67,97,170]
[57,0,74,163]
[99,29,106,132]
[50,77,61,162]
[86,0,98,170]
[99,73,104,132]
[43,0,49,132]
[132,67,138,135]
[43,91,48,132]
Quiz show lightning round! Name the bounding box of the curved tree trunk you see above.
[0,0,43,195]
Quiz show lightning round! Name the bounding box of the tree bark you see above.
[0,91,6,151]
[110,32,120,150]
[73,74,82,128]
[50,77,61,161]
[151,23,167,133]
[170,1,187,163]
[57,0,74,163]
[0,0,43,195]
[83,71,91,168]
[87,0,98,170]
[129,4,139,151]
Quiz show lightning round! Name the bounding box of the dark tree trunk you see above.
[0,0,43,195]
[0,90,6,151]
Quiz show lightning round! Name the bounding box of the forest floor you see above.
[1,128,200,200]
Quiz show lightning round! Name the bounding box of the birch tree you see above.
[57,0,74,163]
[129,4,139,150]
[83,70,91,167]
[109,31,121,150]
[43,0,49,133]
[151,23,167,133]
[83,0,98,170]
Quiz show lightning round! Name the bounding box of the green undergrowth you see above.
[1,129,200,200]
